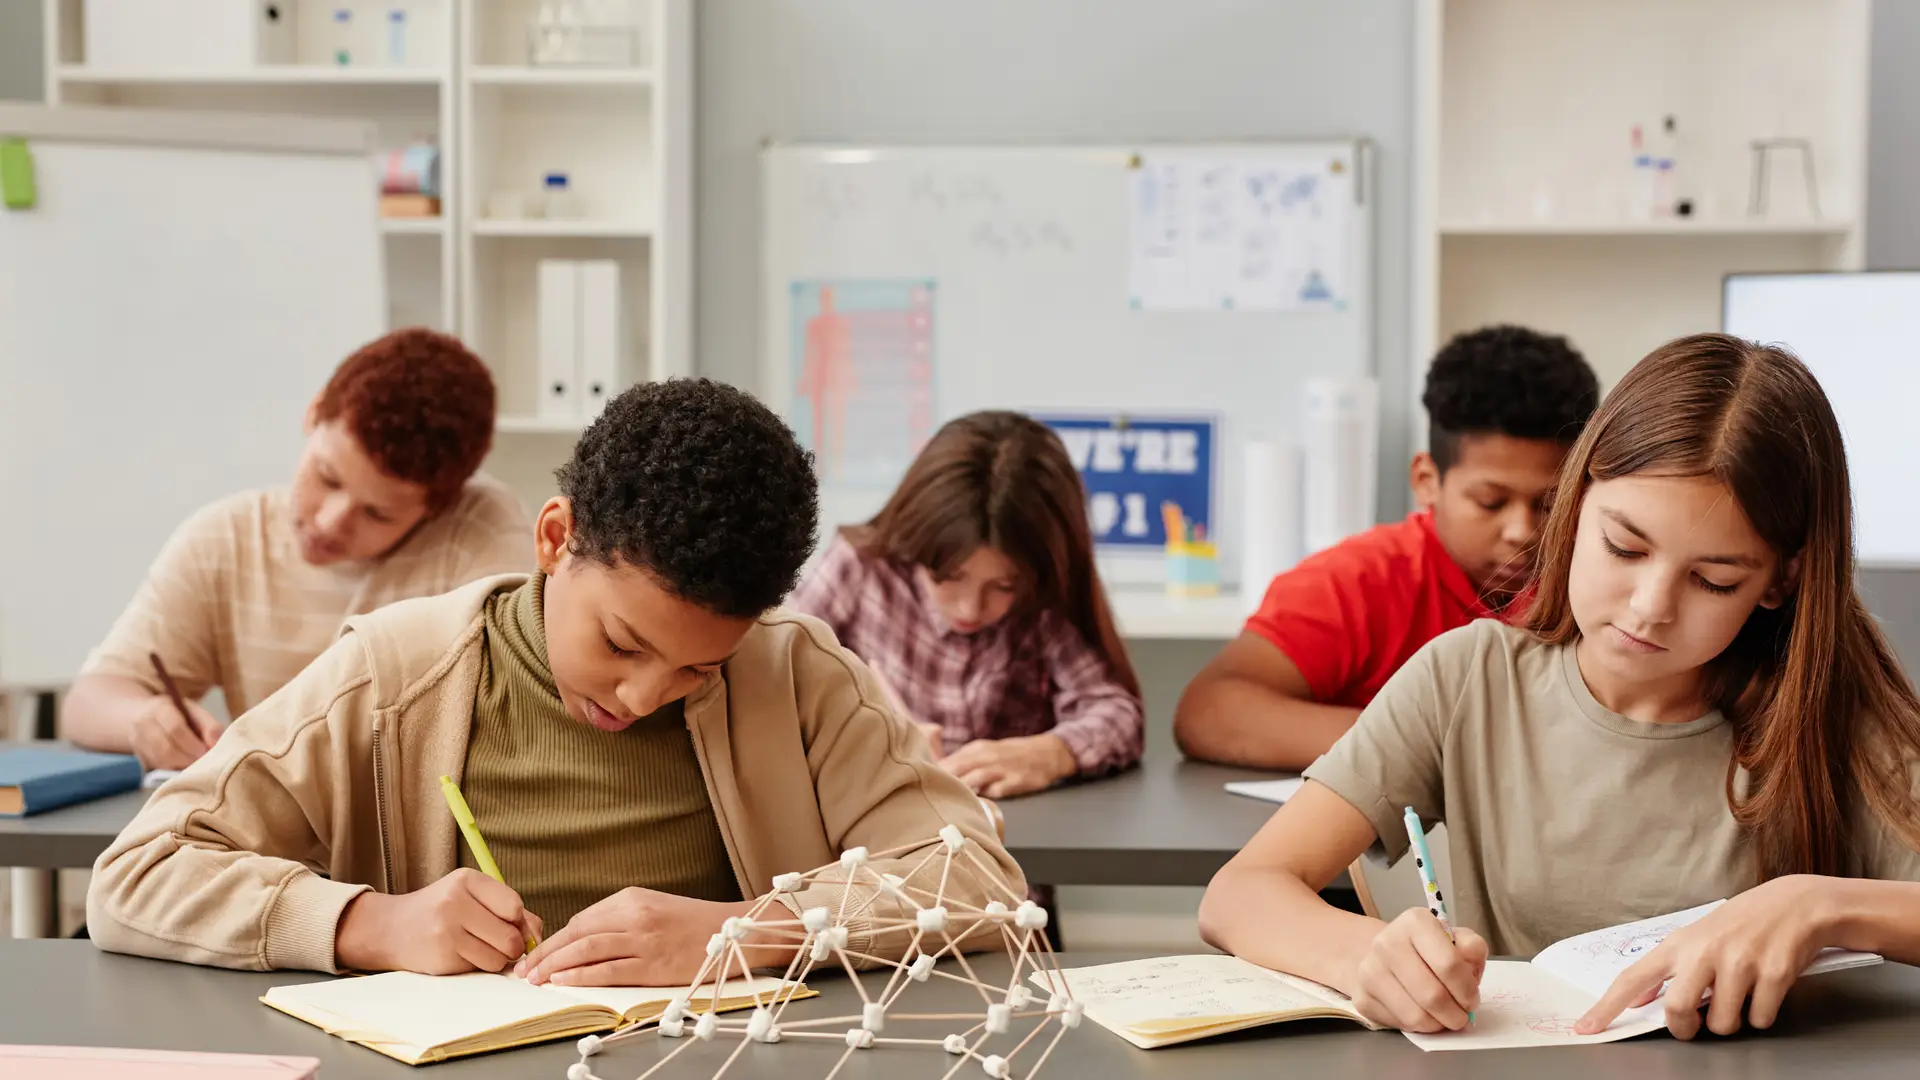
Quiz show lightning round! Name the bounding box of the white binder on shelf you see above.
[578,260,624,418]
[537,259,581,421]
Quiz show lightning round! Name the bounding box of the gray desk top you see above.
[996,758,1283,886]
[6,942,1920,1079]
[0,788,147,867]
[0,750,1288,887]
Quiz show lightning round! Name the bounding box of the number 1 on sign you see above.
[1122,494,1149,537]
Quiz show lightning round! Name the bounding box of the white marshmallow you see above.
[985,1003,1012,1034]
[943,1034,969,1055]
[802,906,832,932]
[939,823,967,851]
[567,1064,591,1080]
[844,1028,874,1049]
[576,1034,602,1057]
[1014,901,1049,930]
[694,1013,719,1041]
[772,871,804,892]
[1008,986,1034,1008]
[981,1054,1010,1078]
[916,906,949,934]
[909,954,936,982]
[704,933,726,958]
[722,916,753,941]
[983,900,1010,917]
[810,925,849,962]
[659,1016,686,1038]
[862,1002,887,1032]
[839,847,870,870]
[662,997,689,1025]
[1061,1001,1085,1029]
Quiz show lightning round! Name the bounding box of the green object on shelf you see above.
[0,138,35,210]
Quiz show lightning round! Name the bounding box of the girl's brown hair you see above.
[1526,333,1920,880]
[847,411,1141,697]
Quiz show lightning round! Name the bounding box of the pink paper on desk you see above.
[0,1045,320,1079]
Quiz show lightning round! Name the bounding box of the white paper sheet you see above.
[1129,155,1353,312]
[1223,777,1307,805]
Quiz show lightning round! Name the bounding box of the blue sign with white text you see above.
[1035,414,1216,549]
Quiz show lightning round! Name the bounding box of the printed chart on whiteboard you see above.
[1035,413,1216,550]
[1129,153,1353,312]
[788,279,937,486]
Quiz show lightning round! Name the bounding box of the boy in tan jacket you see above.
[88,379,1026,987]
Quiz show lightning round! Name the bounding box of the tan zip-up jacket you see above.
[87,575,1026,973]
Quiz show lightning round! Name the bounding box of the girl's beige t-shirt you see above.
[1304,619,1920,956]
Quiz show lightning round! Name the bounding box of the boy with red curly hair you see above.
[64,329,531,770]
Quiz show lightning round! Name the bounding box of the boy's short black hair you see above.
[556,378,819,618]
[1422,324,1600,473]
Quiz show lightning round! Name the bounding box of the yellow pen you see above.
[440,774,539,953]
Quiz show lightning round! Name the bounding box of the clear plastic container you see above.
[537,173,579,219]
[329,8,355,67]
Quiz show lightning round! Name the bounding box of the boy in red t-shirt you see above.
[1175,325,1599,770]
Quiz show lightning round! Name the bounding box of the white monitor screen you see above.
[1723,272,1920,565]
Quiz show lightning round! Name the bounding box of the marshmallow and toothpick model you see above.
[567,824,1082,1080]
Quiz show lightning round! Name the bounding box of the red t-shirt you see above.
[1244,510,1494,707]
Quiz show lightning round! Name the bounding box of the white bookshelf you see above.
[42,0,695,514]
[1412,0,1871,396]
[459,0,693,508]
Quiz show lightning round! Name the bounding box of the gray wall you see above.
[0,0,42,100]
[1868,0,1920,269]
[697,0,1418,520]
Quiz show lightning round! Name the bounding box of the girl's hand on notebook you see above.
[334,868,534,975]
[1352,908,1487,1032]
[518,889,767,988]
[1576,875,1828,1039]
[940,734,1076,798]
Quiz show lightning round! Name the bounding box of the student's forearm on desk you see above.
[1823,878,1920,964]
[59,674,152,754]
[1173,675,1360,770]
[1198,862,1380,995]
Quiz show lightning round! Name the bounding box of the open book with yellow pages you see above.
[261,970,813,1065]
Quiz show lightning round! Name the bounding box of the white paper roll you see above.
[1240,440,1302,615]
[1302,377,1380,555]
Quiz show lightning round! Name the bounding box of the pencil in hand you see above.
[150,651,218,748]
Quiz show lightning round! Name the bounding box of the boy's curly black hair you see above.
[1422,324,1600,473]
[556,378,819,618]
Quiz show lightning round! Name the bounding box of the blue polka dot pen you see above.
[1403,805,1473,1026]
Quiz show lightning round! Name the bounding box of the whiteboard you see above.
[763,143,1374,586]
[0,105,385,687]
[1723,272,1920,566]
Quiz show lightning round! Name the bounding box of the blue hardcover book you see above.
[0,746,143,816]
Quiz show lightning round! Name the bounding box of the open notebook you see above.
[1404,899,1882,1051]
[1028,953,1381,1048]
[1035,900,1881,1051]
[261,970,814,1065]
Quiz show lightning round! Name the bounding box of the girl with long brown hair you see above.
[788,410,1144,799]
[1196,334,1920,1041]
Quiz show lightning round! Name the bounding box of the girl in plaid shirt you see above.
[789,411,1145,800]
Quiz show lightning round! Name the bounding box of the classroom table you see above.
[995,758,1285,886]
[0,788,148,937]
[6,941,1920,1079]
[0,752,1295,936]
